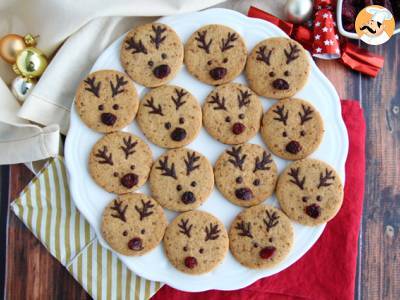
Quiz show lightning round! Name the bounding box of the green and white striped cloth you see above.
[11,157,162,300]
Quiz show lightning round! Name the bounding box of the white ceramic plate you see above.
[65,8,348,292]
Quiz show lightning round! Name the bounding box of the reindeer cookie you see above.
[276,159,344,226]
[229,204,293,269]
[214,144,278,207]
[136,85,202,148]
[184,25,247,85]
[75,70,139,133]
[203,83,262,145]
[149,148,214,212]
[120,23,183,87]
[163,210,229,274]
[102,193,167,256]
[246,37,310,99]
[261,98,324,160]
[88,132,152,194]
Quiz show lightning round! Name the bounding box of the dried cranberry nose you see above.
[170,127,187,141]
[305,204,321,219]
[153,64,171,79]
[235,187,254,200]
[209,67,227,80]
[128,237,143,251]
[272,78,289,90]
[184,256,198,269]
[181,191,196,204]
[285,140,302,154]
[120,173,138,188]
[259,246,276,259]
[101,112,117,126]
[232,122,246,135]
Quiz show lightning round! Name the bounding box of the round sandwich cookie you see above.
[149,148,214,212]
[75,70,139,133]
[136,85,202,149]
[184,24,247,85]
[88,132,152,194]
[101,193,167,256]
[163,210,229,275]
[214,144,278,207]
[229,204,294,269]
[276,159,344,226]
[261,98,324,160]
[202,83,262,145]
[120,23,183,87]
[245,37,310,99]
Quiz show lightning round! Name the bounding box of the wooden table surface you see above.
[1,24,399,300]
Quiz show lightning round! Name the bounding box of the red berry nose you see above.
[101,113,117,126]
[305,204,321,219]
[235,187,254,200]
[181,191,196,204]
[184,256,198,269]
[232,122,246,135]
[170,127,187,141]
[285,140,302,154]
[209,67,227,80]
[153,64,171,79]
[259,246,276,259]
[272,78,289,90]
[120,173,139,188]
[128,237,143,251]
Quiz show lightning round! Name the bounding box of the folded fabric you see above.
[152,100,366,300]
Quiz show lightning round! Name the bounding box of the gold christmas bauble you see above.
[0,34,26,64]
[14,47,48,78]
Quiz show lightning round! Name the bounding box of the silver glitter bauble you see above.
[11,76,35,103]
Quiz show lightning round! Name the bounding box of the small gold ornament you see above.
[11,76,35,103]
[14,47,48,79]
[0,34,26,64]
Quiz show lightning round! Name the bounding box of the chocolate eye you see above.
[302,196,308,202]
[238,113,245,119]
[223,58,228,63]
[199,248,204,254]
[225,116,231,122]
[269,71,275,77]
[191,181,197,187]
[316,195,322,201]
[113,172,119,177]
[98,104,104,111]
[161,53,167,59]
[176,184,182,191]
[179,117,185,124]
[148,60,154,67]
[207,60,212,65]
[130,165,135,170]
[123,230,128,236]
[253,179,260,186]
[183,246,188,251]
[253,242,258,248]
[236,176,243,184]
[284,70,290,76]
[141,229,145,234]
[269,237,273,242]
[113,104,119,110]
[164,122,171,129]
[300,130,306,136]
[282,131,287,137]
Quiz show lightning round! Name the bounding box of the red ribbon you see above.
[248,6,384,77]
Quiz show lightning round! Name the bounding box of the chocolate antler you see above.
[150,25,166,49]
[208,93,227,111]
[120,136,137,159]
[144,97,164,116]
[156,156,177,179]
[110,200,127,222]
[263,209,280,232]
[253,151,273,173]
[235,220,253,238]
[288,167,305,190]
[110,74,128,97]
[95,146,113,165]
[237,89,252,108]
[284,43,300,64]
[298,104,314,125]
[205,223,220,241]
[256,46,272,66]
[125,37,148,54]
[178,218,192,238]
[226,146,247,171]
[195,30,212,54]
[134,199,154,221]
[273,105,288,126]
[184,152,200,176]
[84,76,101,98]
[171,88,187,110]
[317,168,335,189]
[220,32,237,52]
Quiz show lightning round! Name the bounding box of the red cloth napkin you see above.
[152,100,366,300]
